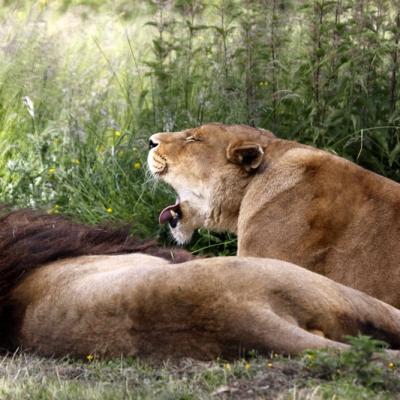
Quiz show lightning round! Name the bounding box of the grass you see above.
[1,338,400,400]
[0,1,243,252]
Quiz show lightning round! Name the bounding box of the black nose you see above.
[149,139,158,149]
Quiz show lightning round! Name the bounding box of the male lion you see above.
[2,208,400,359]
[148,123,400,307]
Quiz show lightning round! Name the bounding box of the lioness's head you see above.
[147,123,275,244]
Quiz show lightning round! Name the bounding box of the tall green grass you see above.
[0,0,399,251]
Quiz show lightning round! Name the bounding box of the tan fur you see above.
[9,254,400,359]
[148,123,400,307]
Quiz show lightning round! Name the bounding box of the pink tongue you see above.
[159,202,180,225]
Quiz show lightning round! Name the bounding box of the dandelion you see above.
[223,363,231,370]
[245,362,251,370]
[388,362,395,369]
[133,161,141,169]
[86,354,94,362]
[106,207,113,214]
[48,167,56,174]
[115,130,122,137]
[72,159,80,165]
[267,363,273,368]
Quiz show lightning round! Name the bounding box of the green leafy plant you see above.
[303,335,400,391]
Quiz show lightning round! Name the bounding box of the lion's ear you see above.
[226,142,264,171]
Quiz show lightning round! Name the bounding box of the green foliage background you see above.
[0,0,399,251]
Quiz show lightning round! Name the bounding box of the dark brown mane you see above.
[0,207,193,303]
[0,207,193,352]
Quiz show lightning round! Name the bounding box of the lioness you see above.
[2,208,400,359]
[148,123,400,307]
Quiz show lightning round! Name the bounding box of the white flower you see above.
[22,96,35,118]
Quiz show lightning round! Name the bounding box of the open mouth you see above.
[159,200,181,228]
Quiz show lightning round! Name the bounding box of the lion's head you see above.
[147,123,275,243]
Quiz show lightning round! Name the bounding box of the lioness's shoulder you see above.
[267,140,399,201]
[268,140,329,170]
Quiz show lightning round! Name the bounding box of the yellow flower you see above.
[86,354,94,362]
[72,159,80,165]
[245,362,251,370]
[388,362,395,369]
[48,167,56,174]
[306,354,315,360]
[115,130,122,137]
[223,363,231,370]
[133,161,141,169]
[48,205,60,215]
[267,363,273,368]
[106,207,113,214]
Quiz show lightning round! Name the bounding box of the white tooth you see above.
[170,210,177,218]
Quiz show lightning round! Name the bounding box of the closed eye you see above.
[186,136,202,143]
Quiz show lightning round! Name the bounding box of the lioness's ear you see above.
[226,142,264,171]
